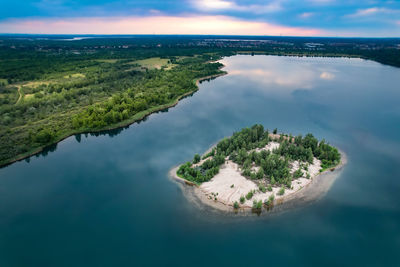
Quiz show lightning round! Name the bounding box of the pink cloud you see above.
[347,7,399,18]
[299,12,314,19]
[191,0,283,14]
[0,16,323,36]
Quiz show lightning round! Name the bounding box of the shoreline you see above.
[0,71,227,168]
[169,149,347,215]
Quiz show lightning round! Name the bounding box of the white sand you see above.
[254,141,280,153]
[200,161,258,207]
[199,153,321,208]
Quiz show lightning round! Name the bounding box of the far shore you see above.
[169,146,347,214]
[0,71,227,168]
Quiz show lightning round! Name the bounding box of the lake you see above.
[1,55,400,266]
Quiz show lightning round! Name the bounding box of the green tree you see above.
[278,187,285,196]
[256,168,264,179]
[193,154,201,164]
[34,129,54,144]
[246,191,254,200]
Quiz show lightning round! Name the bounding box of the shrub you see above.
[240,196,245,204]
[233,201,239,209]
[34,129,54,144]
[256,168,264,179]
[193,154,201,164]
[230,184,234,188]
[259,184,266,193]
[278,187,285,196]
[246,191,254,200]
[252,200,262,210]
[242,168,251,177]
[293,168,303,179]
[267,185,273,191]
[264,194,275,206]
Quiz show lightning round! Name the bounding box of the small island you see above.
[171,125,345,213]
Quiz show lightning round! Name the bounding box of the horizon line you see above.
[1,33,399,39]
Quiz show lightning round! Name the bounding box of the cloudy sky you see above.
[0,0,399,36]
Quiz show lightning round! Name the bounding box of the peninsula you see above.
[171,125,345,213]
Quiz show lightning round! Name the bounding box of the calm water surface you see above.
[1,55,400,266]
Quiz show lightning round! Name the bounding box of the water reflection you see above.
[220,55,338,92]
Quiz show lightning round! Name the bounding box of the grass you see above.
[0,78,8,86]
[133,57,176,70]
[25,81,50,88]
[95,59,119,63]
[63,73,86,79]
[24,94,34,100]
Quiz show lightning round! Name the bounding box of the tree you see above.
[278,187,285,196]
[259,184,266,193]
[264,194,275,206]
[246,191,254,200]
[256,168,264,179]
[193,154,201,164]
[34,129,54,144]
[252,200,262,210]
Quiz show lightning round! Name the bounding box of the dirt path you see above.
[16,85,22,104]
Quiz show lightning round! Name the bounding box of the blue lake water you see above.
[1,55,400,266]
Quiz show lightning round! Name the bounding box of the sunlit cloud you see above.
[229,68,316,89]
[346,7,398,17]
[191,0,283,14]
[0,16,323,36]
[320,72,335,80]
[299,12,314,19]
[149,9,162,15]
[193,0,233,10]
[307,0,335,4]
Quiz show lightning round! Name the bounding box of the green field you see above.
[131,57,177,70]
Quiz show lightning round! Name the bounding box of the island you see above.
[171,125,346,213]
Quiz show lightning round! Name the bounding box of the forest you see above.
[0,40,226,166]
[177,125,341,187]
[0,35,397,166]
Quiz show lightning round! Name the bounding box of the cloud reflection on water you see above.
[220,55,337,93]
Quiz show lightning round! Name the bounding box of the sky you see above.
[0,0,399,37]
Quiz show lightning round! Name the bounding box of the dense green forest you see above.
[0,35,398,166]
[177,125,341,187]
